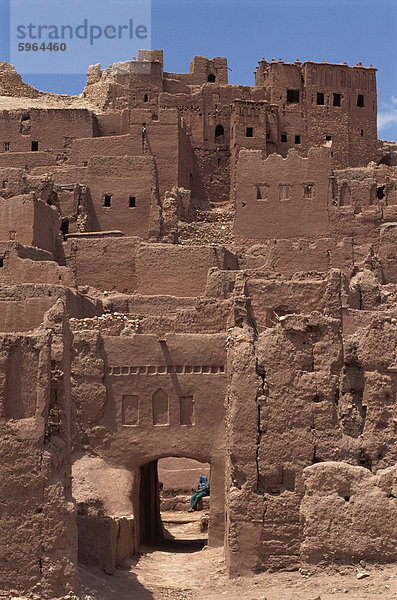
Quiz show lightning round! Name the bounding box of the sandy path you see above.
[79,513,397,600]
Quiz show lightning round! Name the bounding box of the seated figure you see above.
[188,475,210,512]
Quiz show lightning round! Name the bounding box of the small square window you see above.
[287,89,300,103]
[281,134,287,143]
[317,92,324,105]
[129,196,136,208]
[3,142,10,151]
[246,127,253,137]
[295,135,301,144]
[333,93,341,107]
[357,94,364,107]
[103,195,112,207]
[326,135,332,141]
[31,141,38,151]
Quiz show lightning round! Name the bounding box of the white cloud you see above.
[378,96,397,131]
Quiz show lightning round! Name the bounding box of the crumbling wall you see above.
[301,462,397,564]
[0,303,79,599]
[226,306,397,573]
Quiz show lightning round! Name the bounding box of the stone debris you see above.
[356,571,370,579]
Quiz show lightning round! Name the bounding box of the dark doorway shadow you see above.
[138,457,210,552]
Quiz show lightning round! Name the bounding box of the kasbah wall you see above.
[0,48,397,599]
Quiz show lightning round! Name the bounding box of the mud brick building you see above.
[1,50,397,599]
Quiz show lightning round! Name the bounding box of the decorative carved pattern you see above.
[107,365,225,376]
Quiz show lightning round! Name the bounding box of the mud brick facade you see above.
[1,50,397,599]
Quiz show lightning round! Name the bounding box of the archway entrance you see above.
[138,457,212,550]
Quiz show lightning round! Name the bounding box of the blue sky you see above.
[0,0,396,140]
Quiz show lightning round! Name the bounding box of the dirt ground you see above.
[78,512,397,600]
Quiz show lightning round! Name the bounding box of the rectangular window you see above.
[103,195,112,207]
[246,127,253,137]
[279,184,291,200]
[3,142,10,151]
[333,93,341,107]
[143,94,148,102]
[122,395,139,427]
[295,135,301,144]
[180,396,195,426]
[31,141,38,151]
[360,129,364,136]
[303,183,315,199]
[317,92,324,105]
[129,196,136,208]
[287,89,300,103]
[357,94,364,107]
[281,134,287,143]
[326,135,332,141]
[266,132,270,140]
[2,180,7,188]
[256,184,269,200]
[0,258,3,268]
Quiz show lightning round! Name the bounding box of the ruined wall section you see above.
[0,242,74,287]
[0,284,102,333]
[0,304,79,598]
[226,305,397,573]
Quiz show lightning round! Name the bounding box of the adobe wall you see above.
[226,309,397,573]
[0,150,57,168]
[0,242,74,287]
[129,108,185,195]
[135,244,238,297]
[301,462,397,564]
[0,305,79,598]
[2,50,397,594]
[84,156,156,237]
[254,59,377,168]
[64,236,141,293]
[234,147,332,242]
[0,284,101,333]
[70,330,227,546]
[0,107,94,154]
[0,167,53,202]
[0,193,61,255]
[238,237,354,277]
[64,238,238,296]
[70,109,188,201]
